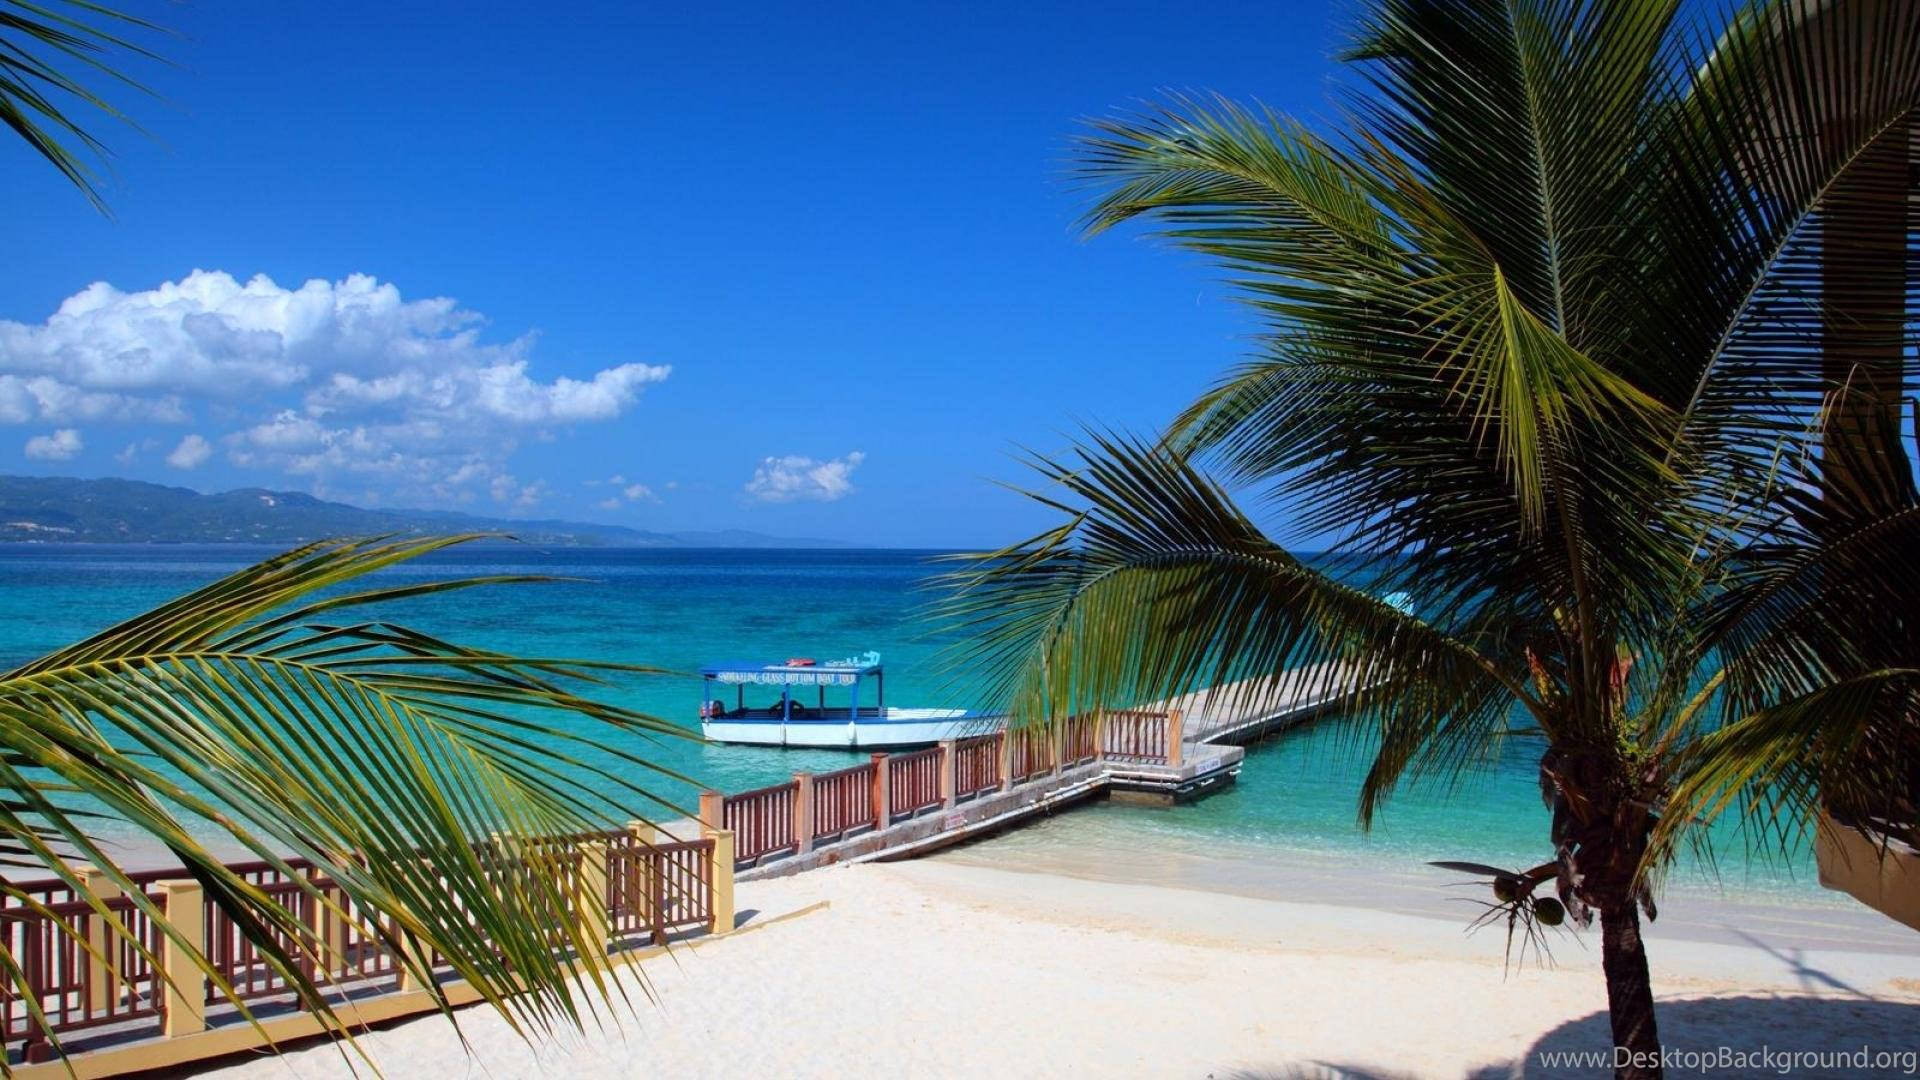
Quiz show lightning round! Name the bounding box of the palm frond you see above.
[0,0,168,209]
[940,433,1532,823]
[0,536,693,1061]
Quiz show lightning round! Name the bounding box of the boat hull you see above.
[703,713,1002,749]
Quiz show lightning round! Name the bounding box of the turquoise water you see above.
[0,544,1827,901]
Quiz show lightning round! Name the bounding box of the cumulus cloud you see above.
[165,433,212,470]
[0,270,671,503]
[745,451,865,503]
[24,429,82,461]
[488,473,546,509]
[593,476,656,511]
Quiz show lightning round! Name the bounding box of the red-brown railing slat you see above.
[885,748,943,821]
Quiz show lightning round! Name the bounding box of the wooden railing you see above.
[1062,713,1101,767]
[716,781,800,864]
[1006,726,1053,784]
[699,710,1185,871]
[607,834,716,944]
[0,827,726,1066]
[0,878,167,1055]
[810,762,878,842]
[953,734,1003,801]
[887,747,944,822]
[1101,709,1184,766]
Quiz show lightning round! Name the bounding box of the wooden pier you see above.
[703,661,1355,881]
[1,662,1360,1075]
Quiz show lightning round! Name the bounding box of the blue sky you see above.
[1,1,1347,548]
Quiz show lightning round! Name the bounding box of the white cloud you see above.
[745,451,865,503]
[591,478,656,512]
[0,376,185,424]
[165,433,212,470]
[0,270,671,502]
[24,428,82,461]
[488,473,545,510]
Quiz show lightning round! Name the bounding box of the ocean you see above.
[0,543,1837,906]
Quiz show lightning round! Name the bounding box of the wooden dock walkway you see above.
[1160,659,1358,747]
[702,661,1359,882]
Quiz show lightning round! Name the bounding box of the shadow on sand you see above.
[1223,995,1920,1079]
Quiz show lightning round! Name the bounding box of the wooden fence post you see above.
[157,880,205,1037]
[869,752,890,828]
[1166,709,1185,768]
[998,731,1014,792]
[938,740,957,809]
[704,828,735,935]
[1051,719,1066,776]
[698,790,724,831]
[577,840,611,960]
[792,772,815,854]
[79,865,119,1015]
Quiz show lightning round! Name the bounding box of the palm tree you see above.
[944,2,1918,1076]
[1,537,692,1065]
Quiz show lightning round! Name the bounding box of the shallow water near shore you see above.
[0,543,1838,909]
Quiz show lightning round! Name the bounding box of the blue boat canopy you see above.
[699,652,881,687]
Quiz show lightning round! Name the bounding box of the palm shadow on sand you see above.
[1225,995,1920,1079]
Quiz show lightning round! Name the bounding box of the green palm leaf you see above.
[0,536,696,1063]
[0,0,167,209]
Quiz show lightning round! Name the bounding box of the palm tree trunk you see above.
[1599,902,1663,1080]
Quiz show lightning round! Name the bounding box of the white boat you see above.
[698,653,999,749]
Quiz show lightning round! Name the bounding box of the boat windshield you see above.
[698,654,884,720]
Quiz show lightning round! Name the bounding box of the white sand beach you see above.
[192,849,1920,1080]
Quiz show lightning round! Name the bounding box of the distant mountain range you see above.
[0,476,845,548]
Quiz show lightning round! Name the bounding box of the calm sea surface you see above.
[0,544,1833,904]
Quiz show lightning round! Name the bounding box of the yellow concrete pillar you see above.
[937,740,957,809]
[868,752,890,827]
[78,865,120,1015]
[792,772,815,854]
[703,828,735,935]
[698,791,725,831]
[320,881,350,978]
[157,880,205,1037]
[577,840,611,960]
[391,920,434,994]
